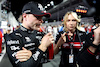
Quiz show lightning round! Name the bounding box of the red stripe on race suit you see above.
[62,42,83,49]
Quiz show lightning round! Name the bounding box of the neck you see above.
[22,23,28,28]
[68,29,76,33]
[21,24,33,31]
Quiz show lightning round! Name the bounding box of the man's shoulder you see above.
[7,28,23,39]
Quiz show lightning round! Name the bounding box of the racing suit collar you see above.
[20,25,34,33]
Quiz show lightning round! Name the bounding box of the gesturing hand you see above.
[42,32,54,46]
[15,47,32,62]
[39,32,54,52]
[58,32,66,45]
[93,26,100,45]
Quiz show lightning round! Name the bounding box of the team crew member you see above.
[77,26,100,67]
[6,1,54,67]
[54,11,86,67]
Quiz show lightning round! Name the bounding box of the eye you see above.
[67,20,70,22]
[72,19,76,22]
[66,19,76,22]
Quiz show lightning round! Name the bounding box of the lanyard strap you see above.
[68,33,76,55]
[70,43,73,55]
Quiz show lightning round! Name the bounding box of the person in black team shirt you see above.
[6,1,54,67]
[54,11,86,67]
[77,24,100,67]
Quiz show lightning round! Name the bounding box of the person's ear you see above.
[22,13,27,21]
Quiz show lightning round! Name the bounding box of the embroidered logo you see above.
[32,51,40,61]
[25,37,31,42]
[7,40,20,45]
[10,46,20,50]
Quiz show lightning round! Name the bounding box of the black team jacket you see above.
[6,25,48,67]
[55,29,86,67]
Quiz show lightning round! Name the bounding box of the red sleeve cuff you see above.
[87,48,95,55]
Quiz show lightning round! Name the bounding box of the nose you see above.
[38,19,44,23]
[69,21,73,24]
[39,19,44,23]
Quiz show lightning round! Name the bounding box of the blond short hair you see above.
[62,11,81,32]
[18,15,23,23]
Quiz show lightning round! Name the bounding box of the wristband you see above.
[91,44,98,48]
